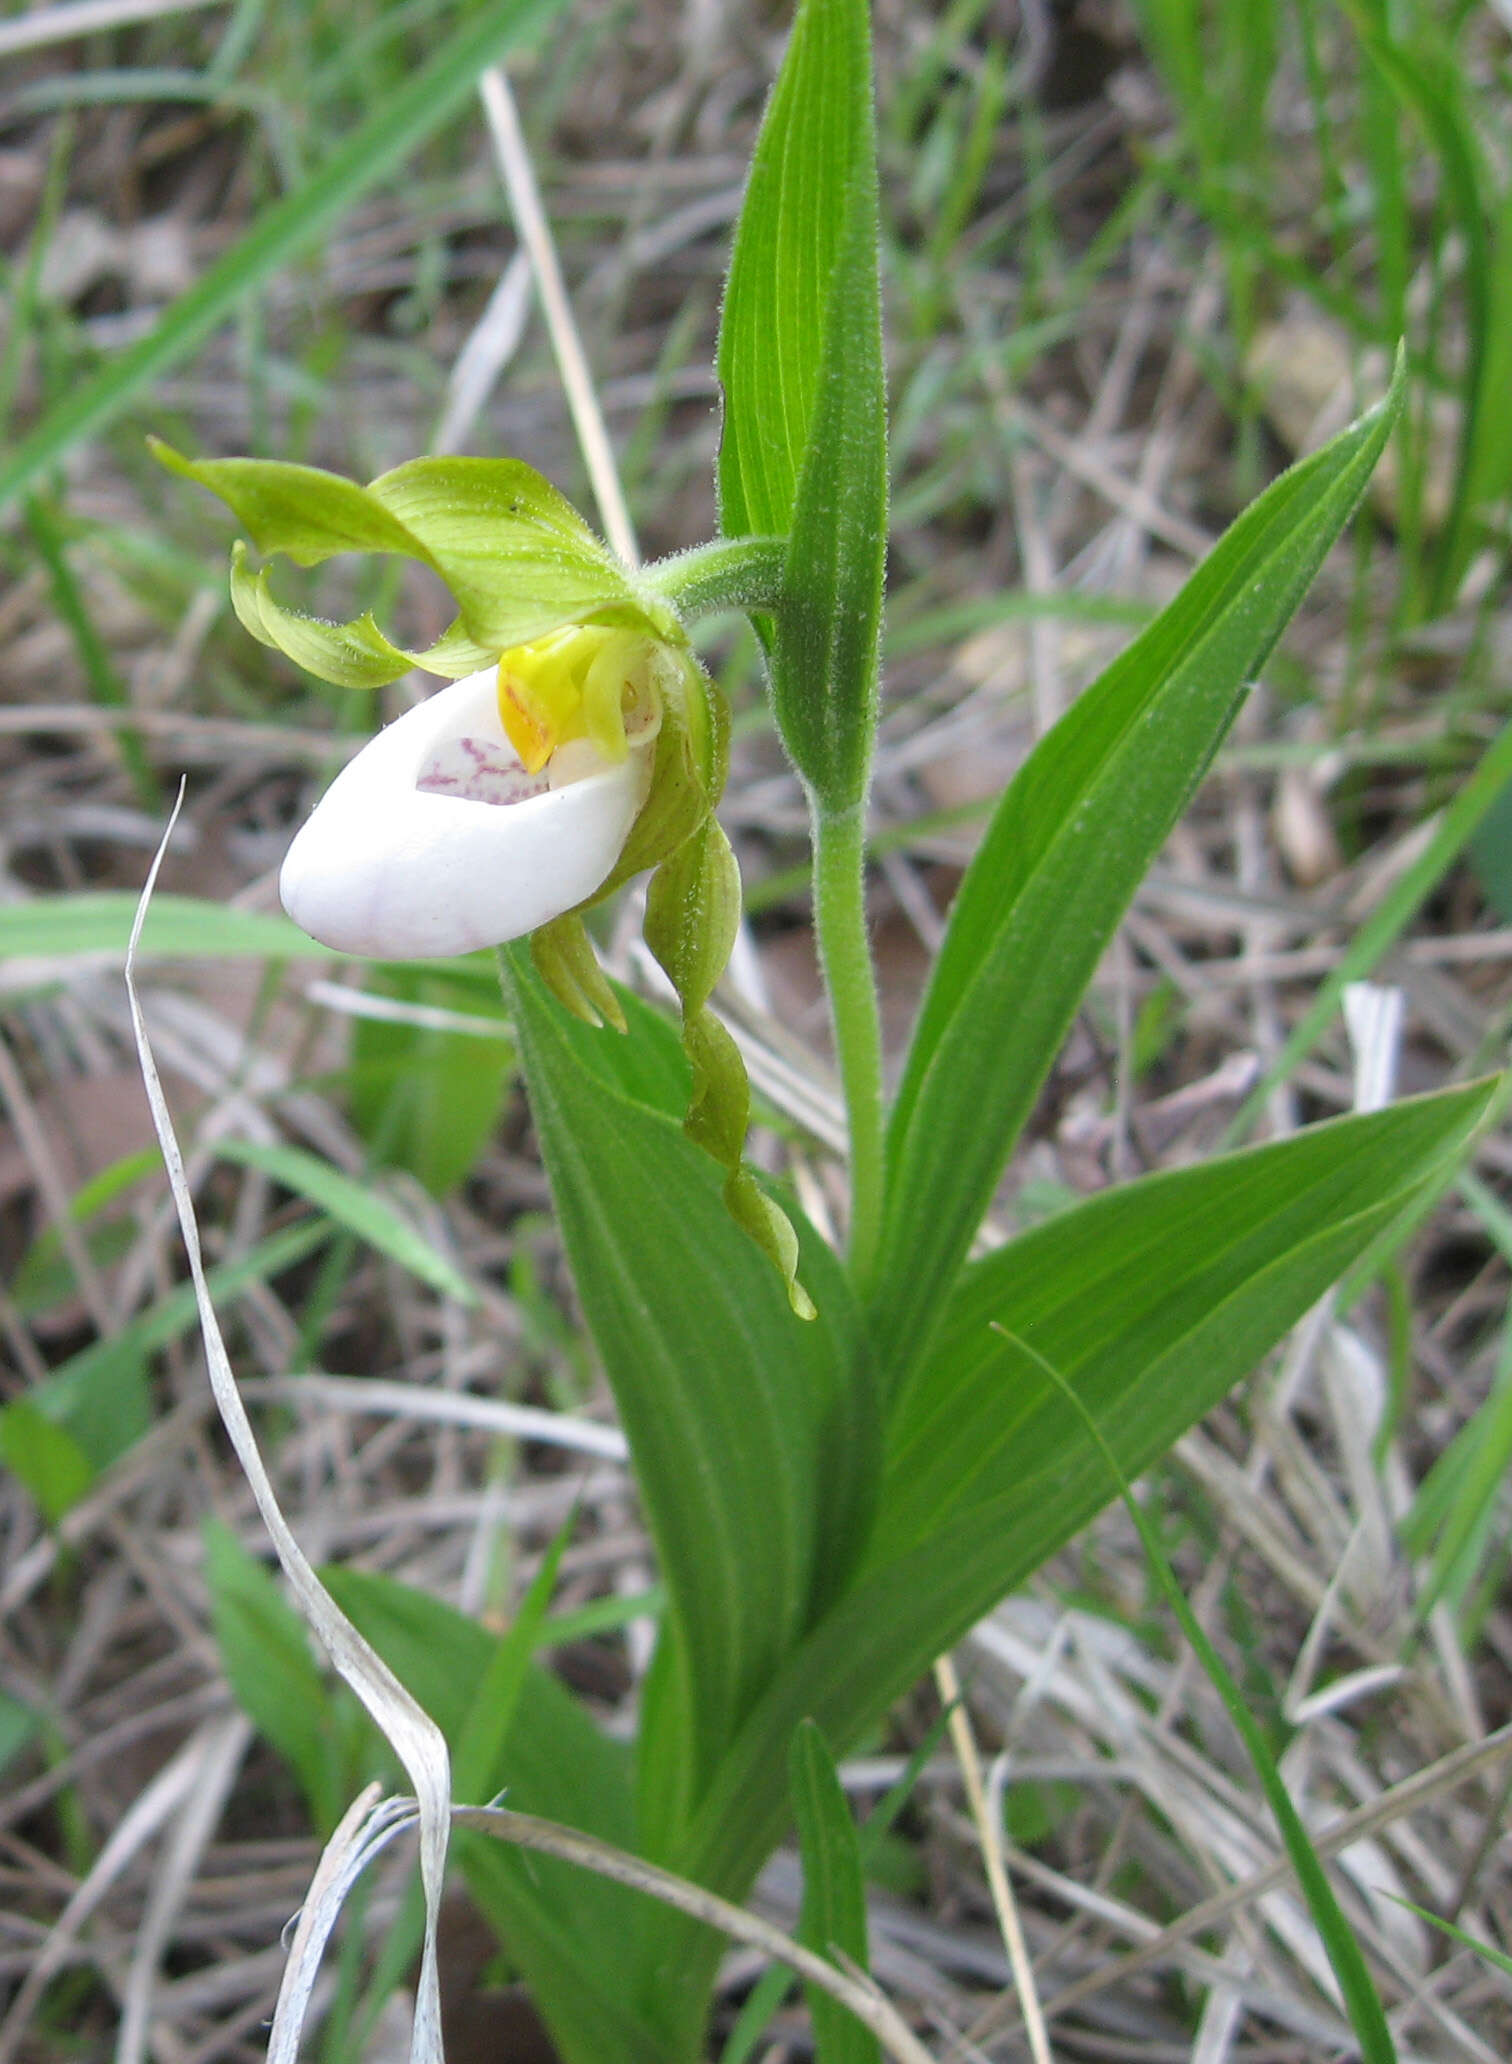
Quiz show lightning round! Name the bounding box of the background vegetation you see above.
[1,0,1509,2057]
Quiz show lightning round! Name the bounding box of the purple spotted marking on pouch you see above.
[416,736,550,806]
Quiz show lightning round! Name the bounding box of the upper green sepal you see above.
[154,441,658,683]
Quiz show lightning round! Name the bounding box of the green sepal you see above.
[156,442,645,683]
[680,1006,750,1168]
[230,543,495,686]
[530,916,626,1034]
[152,439,421,563]
[727,1165,815,1324]
[644,816,741,1017]
[644,820,813,1319]
[363,456,639,650]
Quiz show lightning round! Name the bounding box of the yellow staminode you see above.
[497,626,659,775]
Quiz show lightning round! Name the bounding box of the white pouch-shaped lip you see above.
[279,669,651,958]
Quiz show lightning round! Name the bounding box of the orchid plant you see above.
[163,3,1498,2060]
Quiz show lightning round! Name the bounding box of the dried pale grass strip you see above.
[933,1652,1054,2064]
[0,0,221,59]
[479,67,638,567]
[114,1711,253,2064]
[434,248,533,456]
[269,1786,420,2063]
[1029,1722,1512,2031]
[241,1373,630,1461]
[302,979,508,1041]
[0,1712,223,2063]
[953,1821,1359,2058]
[124,794,452,2064]
[0,701,364,759]
[451,1803,939,2064]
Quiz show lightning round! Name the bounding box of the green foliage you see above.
[1139,0,1512,618]
[498,940,878,1843]
[0,0,570,513]
[0,892,330,965]
[719,0,885,817]
[349,968,515,1195]
[101,4,1509,2061]
[0,1402,95,1527]
[211,1138,476,1303]
[1402,1175,1512,1629]
[1,1222,324,1501]
[204,1518,352,1831]
[790,1721,880,2064]
[322,1563,668,2064]
[156,446,642,682]
[874,360,1405,1376]
[717,0,874,543]
[0,1692,37,1783]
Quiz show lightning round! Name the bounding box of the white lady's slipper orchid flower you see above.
[280,652,657,958]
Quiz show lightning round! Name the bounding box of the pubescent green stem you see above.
[812,800,886,1283]
[641,536,787,620]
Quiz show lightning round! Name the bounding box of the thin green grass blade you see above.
[0,116,71,434]
[719,1706,954,2064]
[24,494,161,809]
[211,1138,476,1305]
[0,0,565,513]
[1382,1896,1512,1983]
[1010,1328,1397,2064]
[0,893,331,964]
[790,1719,880,2064]
[1401,1177,1512,1622]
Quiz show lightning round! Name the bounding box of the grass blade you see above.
[0,0,565,513]
[212,1137,476,1306]
[1007,1325,1398,2064]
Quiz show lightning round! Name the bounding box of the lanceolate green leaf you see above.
[873,361,1406,1382]
[771,113,887,813]
[676,1078,1493,1902]
[498,943,879,1832]
[717,0,877,541]
[0,892,330,965]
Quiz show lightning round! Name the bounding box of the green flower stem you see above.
[642,536,787,619]
[812,800,885,1283]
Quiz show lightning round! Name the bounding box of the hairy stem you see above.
[812,800,885,1283]
[641,535,787,619]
